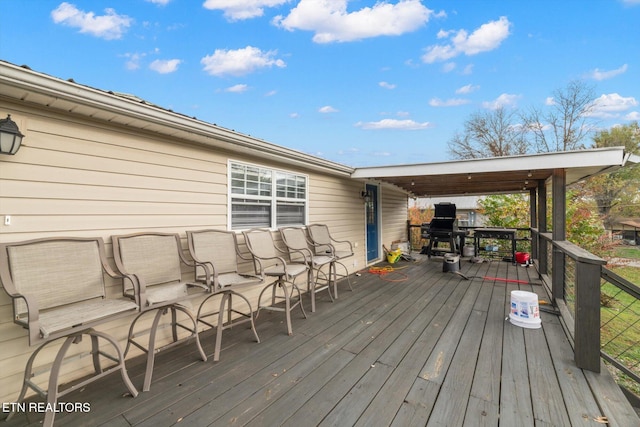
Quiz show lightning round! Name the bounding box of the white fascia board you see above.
[351,147,630,178]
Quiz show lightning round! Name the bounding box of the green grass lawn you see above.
[601,262,640,397]
[613,245,640,260]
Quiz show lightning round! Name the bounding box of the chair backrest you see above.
[280,227,311,263]
[307,224,333,253]
[0,238,106,318]
[112,233,183,289]
[187,230,238,275]
[242,229,278,260]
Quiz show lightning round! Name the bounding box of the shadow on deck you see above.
[4,255,639,426]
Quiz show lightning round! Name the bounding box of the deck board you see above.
[3,254,638,427]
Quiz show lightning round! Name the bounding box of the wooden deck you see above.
[4,255,639,426]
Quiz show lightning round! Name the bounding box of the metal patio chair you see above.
[306,224,355,298]
[0,237,139,427]
[279,226,335,312]
[111,232,208,392]
[242,228,308,335]
[187,229,261,361]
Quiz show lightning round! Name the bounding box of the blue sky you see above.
[1,0,639,166]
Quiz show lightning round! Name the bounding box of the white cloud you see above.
[455,84,479,94]
[379,81,397,89]
[461,64,474,75]
[442,62,456,73]
[149,59,181,74]
[625,111,640,120]
[586,64,628,81]
[482,93,520,110]
[201,46,285,76]
[146,0,171,5]
[225,84,249,93]
[274,0,433,43]
[265,90,277,96]
[319,105,339,113]
[123,52,144,70]
[422,16,511,63]
[588,93,638,118]
[545,97,555,106]
[51,2,132,40]
[429,97,471,107]
[203,0,288,21]
[289,112,300,118]
[622,0,640,5]
[355,119,433,130]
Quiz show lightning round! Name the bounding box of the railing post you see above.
[574,259,603,372]
[530,188,538,260]
[552,169,566,302]
[537,181,547,275]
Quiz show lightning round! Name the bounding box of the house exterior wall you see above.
[381,185,410,248]
[0,99,408,403]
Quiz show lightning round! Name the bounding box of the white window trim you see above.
[227,160,310,230]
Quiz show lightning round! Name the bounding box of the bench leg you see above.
[197,291,260,363]
[143,308,165,392]
[333,261,354,298]
[256,278,306,336]
[8,330,137,427]
[214,293,230,362]
[88,330,138,399]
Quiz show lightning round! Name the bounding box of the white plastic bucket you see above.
[509,290,541,329]
[462,245,475,257]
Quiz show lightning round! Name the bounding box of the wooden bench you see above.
[111,232,208,392]
[0,237,139,427]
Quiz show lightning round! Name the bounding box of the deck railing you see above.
[409,225,639,392]
[533,229,640,394]
[600,267,640,394]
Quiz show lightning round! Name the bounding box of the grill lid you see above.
[434,202,456,218]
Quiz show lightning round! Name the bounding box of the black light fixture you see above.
[0,115,24,155]
[360,190,372,202]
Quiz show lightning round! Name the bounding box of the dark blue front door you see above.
[365,184,379,262]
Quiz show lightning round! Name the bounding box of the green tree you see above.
[478,194,529,228]
[565,190,607,254]
[583,122,640,226]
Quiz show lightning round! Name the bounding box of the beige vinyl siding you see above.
[308,175,367,268]
[380,184,410,248]
[0,101,376,403]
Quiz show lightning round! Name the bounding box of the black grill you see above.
[421,203,464,257]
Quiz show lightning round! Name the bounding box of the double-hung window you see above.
[229,161,308,230]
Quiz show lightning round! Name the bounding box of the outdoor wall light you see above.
[0,115,24,155]
[360,190,372,202]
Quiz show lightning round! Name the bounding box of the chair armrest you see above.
[287,247,313,264]
[11,293,40,325]
[236,249,254,262]
[251,253,292,274]
[128,273,147,308]
[332,237,353,248]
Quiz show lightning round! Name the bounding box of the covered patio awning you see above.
[351,147,638,197]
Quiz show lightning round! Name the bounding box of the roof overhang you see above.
[352,148,639,197]
[0,61,354,177]
[2,61,637,196]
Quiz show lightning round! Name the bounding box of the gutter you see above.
[0,61,354,177]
